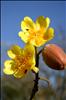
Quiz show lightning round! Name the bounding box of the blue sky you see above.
[1,1,66,47]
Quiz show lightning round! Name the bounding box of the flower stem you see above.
[29,47,39,100]
[29,47,50,100]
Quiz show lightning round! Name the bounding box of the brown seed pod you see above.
[42,44,66,70]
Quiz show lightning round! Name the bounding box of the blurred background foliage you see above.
[1,1,66,100]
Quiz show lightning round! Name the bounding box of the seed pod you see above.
[42,44,66,70]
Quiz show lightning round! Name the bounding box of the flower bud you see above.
[42,44,66,70]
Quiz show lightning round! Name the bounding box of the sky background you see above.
[1,1,66,77]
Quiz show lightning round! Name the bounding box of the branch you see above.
[29,47,39,100]
[29,47,50,100]
[38,48,43,55]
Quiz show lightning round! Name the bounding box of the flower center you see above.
[13,55,31,73]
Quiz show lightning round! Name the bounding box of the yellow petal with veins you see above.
[3,60,14,75]
[10,44,23,55]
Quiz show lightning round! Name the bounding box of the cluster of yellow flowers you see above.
[3,16,54,78]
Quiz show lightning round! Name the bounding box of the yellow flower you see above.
[18,16,54,47]
[3,44,39,78]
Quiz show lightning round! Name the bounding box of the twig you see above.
[29,47,50,100]
[29,47,39,100]
[38,49,43,55]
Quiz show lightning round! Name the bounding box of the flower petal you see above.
[36,16,50,29]
[10,44,23,55]
[44,28,54,41]
[36,16,45,28]
[45,17,50,28]
[3,60,14,75]
[21,16,35,32]
[35,37,47,47]
[28,56,36,67]
[18,31,29,43]
[28,39,36,46]
[31,66,39,73]
[14,70,25,78]
[7,50,16,59]
[24,43,35,57]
